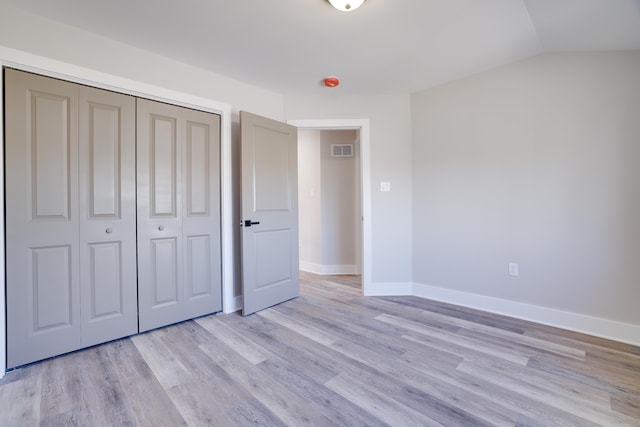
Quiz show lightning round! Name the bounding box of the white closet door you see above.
[5,69,81,368]
[137,99,221,332]
[182,108,222,319]
[78,86,138,346]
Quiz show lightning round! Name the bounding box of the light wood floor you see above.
[1,272,639,426]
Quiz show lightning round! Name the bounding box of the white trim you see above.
[228,296,243,314]
[0,46,235,376]
[413,282,640,347]
[287,119,371,296]
[364,282,413,296]
[300,261,358,275]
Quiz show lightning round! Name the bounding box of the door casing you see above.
[287,119,371,295]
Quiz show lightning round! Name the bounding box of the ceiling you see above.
[3,0,640,95]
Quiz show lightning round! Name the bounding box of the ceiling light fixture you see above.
[328,0,365,12]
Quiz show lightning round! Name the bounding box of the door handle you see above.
[243,220,260,227]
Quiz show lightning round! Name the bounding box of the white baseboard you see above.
[300,261,321,274]
[413,282,640,347]
[213,276,640,347]
[364,281,413,296]
[300,261,358,275]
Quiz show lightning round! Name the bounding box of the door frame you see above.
[0,47,235,377]
[287,119,371,294]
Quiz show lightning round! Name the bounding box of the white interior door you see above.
[240,111,299,315]
[137,98,222,332]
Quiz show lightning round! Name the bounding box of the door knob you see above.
[243,220,261,227]
[158,225,165,231]
[105,228,113,234]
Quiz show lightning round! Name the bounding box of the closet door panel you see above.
[5,69,81,368]
[182,110,222,314]
[79,86,137,346]
[137,99,184,331]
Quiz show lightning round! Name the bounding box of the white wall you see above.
[412,52,640,336]
[285,93,413,291]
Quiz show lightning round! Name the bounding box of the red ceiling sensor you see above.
[324,76,340,88]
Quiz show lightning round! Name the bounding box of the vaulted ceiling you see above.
[4,0,640,95]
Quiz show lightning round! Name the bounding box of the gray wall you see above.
[411,52,640,325]
[320,130,358,267]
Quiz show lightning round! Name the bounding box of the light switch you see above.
[509,263,519,277]
[380,181,391,192]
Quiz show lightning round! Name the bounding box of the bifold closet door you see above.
[137,98,222,332]
[4,69,137,368]
[5,70,81,368]
[78,86,137,347]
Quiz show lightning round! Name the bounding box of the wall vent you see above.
[331,144,353,157]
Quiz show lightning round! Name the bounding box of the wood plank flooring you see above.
[1,271,639,426]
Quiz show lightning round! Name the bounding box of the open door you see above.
[240,111,299,315]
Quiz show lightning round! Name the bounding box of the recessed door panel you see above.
[151,238,179,306]
[5,69,81,368]
[186,235,211,298]
[186,121,209,216]
[31,245,73,332]
[254,127,291,212]
[88,242,123,319]
[87,102,120,217]
[30,91,73,220]
[152,116,177,217]
[254,230,292,289]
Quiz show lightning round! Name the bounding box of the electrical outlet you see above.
[380,181,391,192]
[509,263,519,277]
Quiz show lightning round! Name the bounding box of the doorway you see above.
[297,129,361,275]
[288,119,371,295]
